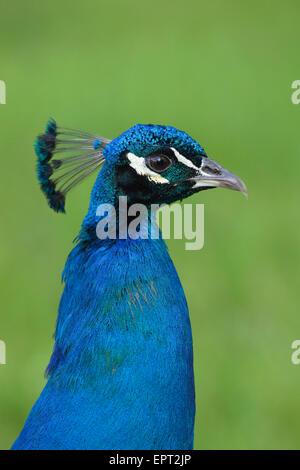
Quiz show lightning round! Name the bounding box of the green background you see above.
[0,0,299,450]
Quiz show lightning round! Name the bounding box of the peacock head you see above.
[35,119,247,213]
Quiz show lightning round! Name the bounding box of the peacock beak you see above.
[189,157,248,197]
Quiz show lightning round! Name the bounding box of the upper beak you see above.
[189,157,248,197]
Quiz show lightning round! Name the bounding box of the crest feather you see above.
[35,119,111,212]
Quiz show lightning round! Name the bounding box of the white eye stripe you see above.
[170,147,199,171]
[127,152,170,184]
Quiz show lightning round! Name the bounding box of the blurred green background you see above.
[0,0,300,450]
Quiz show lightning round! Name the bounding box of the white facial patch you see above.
[127,152,169,184]
[171,147,199,171]
[192,179,218,189]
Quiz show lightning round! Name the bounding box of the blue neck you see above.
[44,165,195,449]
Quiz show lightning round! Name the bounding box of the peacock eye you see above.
[146,154,173,173]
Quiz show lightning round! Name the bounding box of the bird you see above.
[12,119,247,450]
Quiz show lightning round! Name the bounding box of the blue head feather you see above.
[103,123,206,162]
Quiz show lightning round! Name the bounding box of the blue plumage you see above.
[12,120,246,450]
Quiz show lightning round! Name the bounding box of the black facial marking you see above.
[116,165,155,205]
[115,148,210,207]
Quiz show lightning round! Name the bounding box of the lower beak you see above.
[189,157,248,197]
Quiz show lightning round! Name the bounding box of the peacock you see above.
[12,119,247,450]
